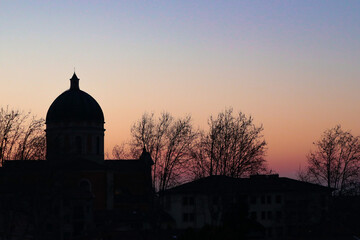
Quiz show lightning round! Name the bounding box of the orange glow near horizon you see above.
[1,1,360,179]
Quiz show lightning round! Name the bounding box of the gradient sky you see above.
[1,1,360,177]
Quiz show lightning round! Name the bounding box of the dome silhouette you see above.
[46,73,104,124]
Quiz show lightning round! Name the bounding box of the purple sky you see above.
[1,1,360,177]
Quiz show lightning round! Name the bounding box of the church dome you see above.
[46,73,104,124]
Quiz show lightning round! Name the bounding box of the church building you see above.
[0,73,154,240]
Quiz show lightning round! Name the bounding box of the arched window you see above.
[54,136,61,154]
[79,179,92,192]
[87,135,92,154]
[96,136,100,155]
[64,135,70,153]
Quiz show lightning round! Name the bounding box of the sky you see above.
[1,0,360,178]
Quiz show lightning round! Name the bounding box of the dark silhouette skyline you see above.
[1,73,359,239]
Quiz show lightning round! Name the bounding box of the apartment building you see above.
[161,174,331,239]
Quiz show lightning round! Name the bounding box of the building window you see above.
[287,225,295,235]
[165,196,171,210]
[289,211,296,221]
[267,211,272,220]
[261,195,266,204]
[79,179,92,192]
[64,214,70,223]
[73,222,84,236]
[76,136,82,154]
[87,135,92,154]
[46,223,53,232]
[183,213,189,222]
[54,137,60,153]
[63,232,71,239]
[213,196,219,205]
[276,211,282,220]
[276,195,282,204]
[114,188,122,196]
[182,196,195,206]
[261,211,266,220]
[320,194,327,207]
[250,211,257,220]
[182,196,188,206]
[52,206,59,215]
[183,213,195,223]
[64,135,70,153]
[63,200,71,207]
[189,213,195,222]
[96,136,100,155]
[73,206,84,219]
[189,196,195,205]
[182,196,186,206]
[267,195,272,204]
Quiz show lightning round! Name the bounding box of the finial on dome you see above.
[70,72,80,90]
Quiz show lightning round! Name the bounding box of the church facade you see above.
[0,73,154,240]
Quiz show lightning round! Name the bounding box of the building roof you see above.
[163,174,331,195]
[1,157,151,173]
[1,159,108,171]
[46,73,104,124]
[104,159,149,173]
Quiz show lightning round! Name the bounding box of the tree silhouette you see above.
[129,112,198,191]
[0,107,45,163]
[299,125,360,195]
[191,108,267,179]
[111,143,130,159]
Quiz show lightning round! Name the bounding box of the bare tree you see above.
[0,106,46,163]
[130,112,198,191]
[13,117,46,160]
[191,108,267,179]
[112,143,130,159]
[0,107,26,162]
[299,125,360,195]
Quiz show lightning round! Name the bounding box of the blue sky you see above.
[1,0,360,176]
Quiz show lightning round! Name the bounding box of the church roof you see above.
[162,174,332,195]
[46,73,104,124]
[105,159,149,173]
[1,159,108,171]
